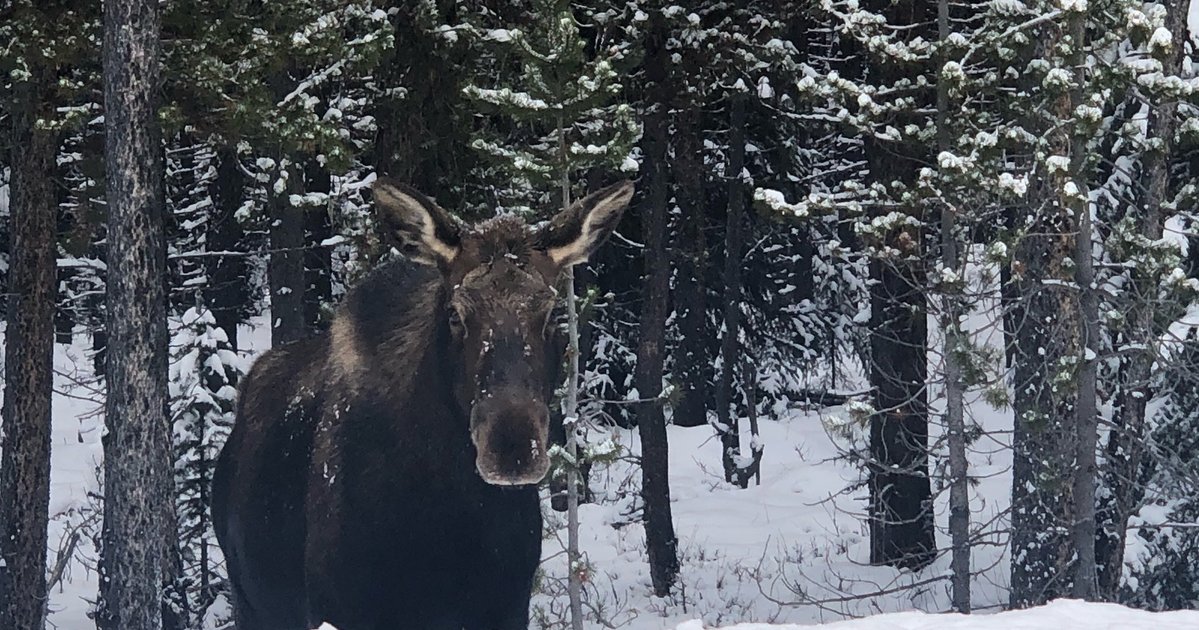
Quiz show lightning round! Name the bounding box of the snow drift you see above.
[673,599,1199,630]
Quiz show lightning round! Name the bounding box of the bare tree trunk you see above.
[266,155,306,346]
[1009,104,1081,611]
[207,146,249,351]
[715,89,753,487]
[634,17,680,597]
[940,157,973,610]
[1094,0,1185,599]
[1068,5,1098,598]
[0,65,58,630]
[1008,209,1079,607]
[867,251,934,570]
[671,89,710,429]
[556,114,586,630]
[98,1,172,628]
[303,157,333,332]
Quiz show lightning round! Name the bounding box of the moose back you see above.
[211,179,633,630]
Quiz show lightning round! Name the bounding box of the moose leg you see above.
[491,593,533,630]
[462,602,529,630]
[461,575,533,630]
[230,580,273,630]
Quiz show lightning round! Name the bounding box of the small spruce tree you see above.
[169,305,245,628]
[461,1,638,624]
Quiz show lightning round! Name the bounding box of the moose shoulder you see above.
[211,179,633,630]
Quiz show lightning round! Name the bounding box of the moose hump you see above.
[211,178,633,630]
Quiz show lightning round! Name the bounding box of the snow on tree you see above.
[163,0,394,343]
[168,306,245,628]
[459,0,646,617]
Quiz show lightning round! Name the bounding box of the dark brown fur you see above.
[212,180,633,630]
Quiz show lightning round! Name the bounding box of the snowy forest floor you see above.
[4,313,1178,630]
[529,381,1016,628]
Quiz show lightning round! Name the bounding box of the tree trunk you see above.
[1067,6,1098,599]
[1008,140,1081,609]
[715,89,751,486]
[1010,13,1095,607]
[937,0,970,608]
[1008,198,1080,608]
[634,18,680,597]
[860,0,936,572]
[671,93,710,429]
[0,68,59,630]
[867,251,935,570]
[207,146,249,351]
[303,157,332,332]
[98,1,172,628]
[267,155,306,346]
[556,114,586,630]
[1094,0,1185,597]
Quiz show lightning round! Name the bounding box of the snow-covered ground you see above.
[675,600,1199,629]
[528,390,1014,628]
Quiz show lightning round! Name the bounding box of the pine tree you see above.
[460,0,646,611]
[1123,336,1199,610]
[162,0,393,344]
[757,0,942,570]
[169,306,243,628]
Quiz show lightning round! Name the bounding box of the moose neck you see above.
[335,259,466,427]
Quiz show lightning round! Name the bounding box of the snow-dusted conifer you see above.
[461,0,639,621]
[169,305,244,628]
[1123,337,1199,610]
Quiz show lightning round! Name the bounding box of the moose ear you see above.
[536,180,634,269]
[372,178,462,266]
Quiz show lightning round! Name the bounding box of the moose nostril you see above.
[489,424,538,474]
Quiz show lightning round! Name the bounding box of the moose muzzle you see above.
[470,391,551,486]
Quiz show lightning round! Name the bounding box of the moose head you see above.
[372,179,634,485]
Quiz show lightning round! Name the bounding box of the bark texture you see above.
[207,145,250,351]
[1068,5,1098,598]
[98,0,173,628]
[867,251,935,570]
[1009,13,1095,607]
[634,17,680,597]
[861,0,936,571]
[715,90,753,487]
[670,68,710,429]
[0,68,59,630]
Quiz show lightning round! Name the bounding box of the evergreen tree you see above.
[1093,0,1195,597]
[459,0,647,610]
[758,0,941,570]
[169,306,244,628]
[163,0,393,344]
[1123,335,1199,610]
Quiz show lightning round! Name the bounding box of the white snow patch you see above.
[678,600,1199,628]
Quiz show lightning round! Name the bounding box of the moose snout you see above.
[470,395,551,486]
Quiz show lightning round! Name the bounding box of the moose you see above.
[211,178,634,630]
